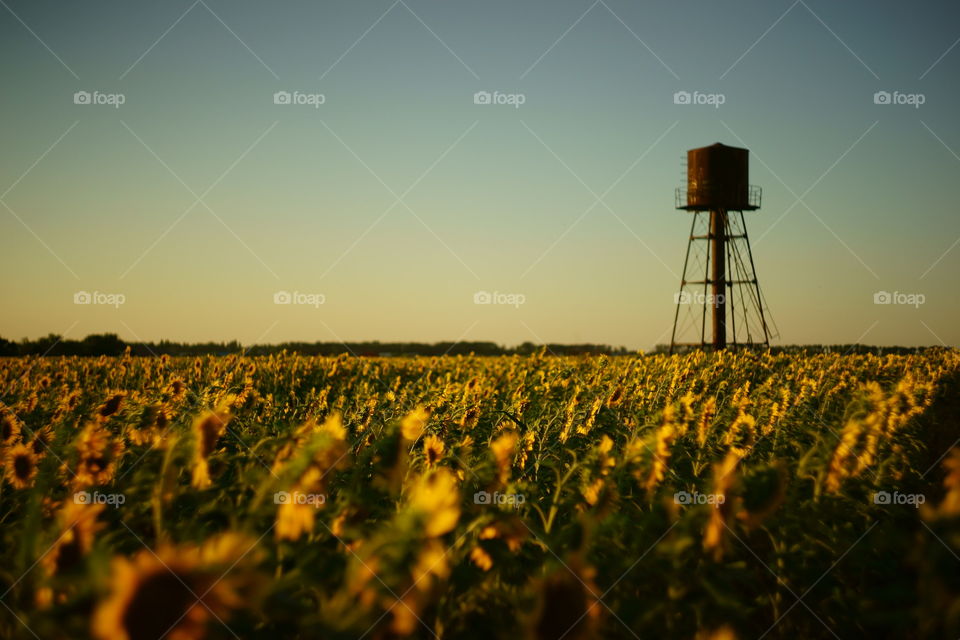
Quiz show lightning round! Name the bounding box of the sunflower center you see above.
[14,454,33,479]
[122,571,199,640]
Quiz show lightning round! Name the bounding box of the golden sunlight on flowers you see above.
[469,546,493,571]
[696,625,737,640]
[407,467,460,537]
[704,452,740,561]
[275,467,326,542]
[401,407,430,441]
[490,431,518,484]
[0,348,956,637]
[191,408,231,489]
[411,540,450,589]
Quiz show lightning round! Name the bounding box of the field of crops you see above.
[1,350,959,639]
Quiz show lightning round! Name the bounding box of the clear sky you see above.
[1,0,958,350]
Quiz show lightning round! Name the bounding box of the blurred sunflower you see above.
[401,407,429,441]
[490,432,518,484]
[407,467,460,537]
[42,501,105,577]
[411,539,449,589]
[1,411,21,446]
[469,546,493,571]
[129,405,170,447]
[423,434,444,467]
[704,452,740,560]
[92,533,262,640]
[29,425,55,458]
[167,380,187,401]
[191,409,230,489]
[74,422,124,488]
[275,467,326,542]
[97,392,126,421]
[5,443,38,489]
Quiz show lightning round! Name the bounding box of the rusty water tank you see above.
[681,143,757,211]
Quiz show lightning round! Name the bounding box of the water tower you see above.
[669,143,776,353]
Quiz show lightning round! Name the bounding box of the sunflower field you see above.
[1,349,960,639]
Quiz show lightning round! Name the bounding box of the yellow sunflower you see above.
[92,533,262,640]
[30,425,55,458]
[5,443,38,489]
[490,432,518,484]
[423,435,444,467]
[74,422,124,489]
[401,407,430,441]
[191,409,230,489]
[97,392,126,421]
[275,467,326,542]
[1,411,21,446]
[407,467,460,537]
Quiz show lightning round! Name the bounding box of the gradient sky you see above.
[1,0,959,350]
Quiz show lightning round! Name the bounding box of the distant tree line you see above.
[0,334,941,358]
[0,334,632,357]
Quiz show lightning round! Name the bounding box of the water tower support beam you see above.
[710,209,727,349]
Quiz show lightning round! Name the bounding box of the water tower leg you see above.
[669,214,699,355]
[710,209,727,350]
